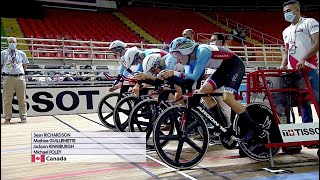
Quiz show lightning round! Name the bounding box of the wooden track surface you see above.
[1,113,319,180]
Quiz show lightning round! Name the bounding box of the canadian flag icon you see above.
[32,154,45,162]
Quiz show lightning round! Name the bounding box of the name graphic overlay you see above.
[31,132,146,163]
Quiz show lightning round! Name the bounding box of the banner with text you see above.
[278,122,319,143]
[1,86,111,117]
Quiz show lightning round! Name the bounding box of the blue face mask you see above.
[284,11,296,22]
[8,43,17,50]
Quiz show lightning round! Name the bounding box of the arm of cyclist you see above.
[161,48,211,81]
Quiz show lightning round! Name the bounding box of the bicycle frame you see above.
[180,93,236,139]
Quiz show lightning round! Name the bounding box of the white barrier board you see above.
[1,86,110,117]
[278,122,319,142]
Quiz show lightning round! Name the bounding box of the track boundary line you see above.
[76,114,198,180]
[52,115,162,180]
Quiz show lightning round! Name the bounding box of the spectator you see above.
[31,72,52,86]
[82,65,96,81]
[239,28,246,45]
[1,37,29,124]
[231,28,241,43]
[53,65,66,82]
[69,63,81,81]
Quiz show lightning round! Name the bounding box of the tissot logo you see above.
[282,127,319,137]
[282,129,295,136]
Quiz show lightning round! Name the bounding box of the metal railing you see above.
[1,36,284,69]
[196,33,255,46]
[0,36,168,64]
[214,14,283,44]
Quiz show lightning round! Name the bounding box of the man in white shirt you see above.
[1,37,29,124]
[281,0,319,124]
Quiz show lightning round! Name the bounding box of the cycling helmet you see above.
[123,47,142,68]
[169,37,197,55]
[109,40,127,52]
[142,54,161,73]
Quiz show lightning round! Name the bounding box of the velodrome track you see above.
[1,107,319,180]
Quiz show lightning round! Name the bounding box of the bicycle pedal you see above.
[231,136,241,142]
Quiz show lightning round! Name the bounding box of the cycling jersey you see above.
[174,44,234,81]
[173,44,245,94]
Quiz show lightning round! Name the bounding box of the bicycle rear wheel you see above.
[234,103,281,161]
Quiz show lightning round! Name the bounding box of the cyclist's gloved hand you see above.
[109,82,123,92]
[134,72,145,80]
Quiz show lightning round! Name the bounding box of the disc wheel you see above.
[234,103,281,161]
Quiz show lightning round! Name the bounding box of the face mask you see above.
[284,11,296,22]
[8,43,16,50]
[210,41,217,45]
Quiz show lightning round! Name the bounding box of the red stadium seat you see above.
[45,52,55,57]
[56,52,64,58]
[96,54,105,59]
[76,54,86,58]
[66,54,74,58]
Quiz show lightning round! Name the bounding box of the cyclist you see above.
[108,40,128,91]
[161,37,262,142]
[123,47,168,95]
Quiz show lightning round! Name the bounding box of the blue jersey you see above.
[174,44,234,81]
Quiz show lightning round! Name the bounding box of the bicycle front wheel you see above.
[153,105,209,170]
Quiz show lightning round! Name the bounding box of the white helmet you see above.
[109,40,127,51]
[142,54,161,73]
[124,47,142,68]
[169,37,197,55]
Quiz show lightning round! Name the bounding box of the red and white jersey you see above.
[282,17,319,70]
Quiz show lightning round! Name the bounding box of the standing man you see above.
[1,37,29,124]
[281,0,319,123]
[182,29,195,41]
[209,32,233,126]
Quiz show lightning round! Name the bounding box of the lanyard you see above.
[290,17,303,43]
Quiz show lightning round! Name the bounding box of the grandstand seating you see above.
[17,8,144,44]
[211,11,320,42]
[120,7,226,43]
[17,8,147,58]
